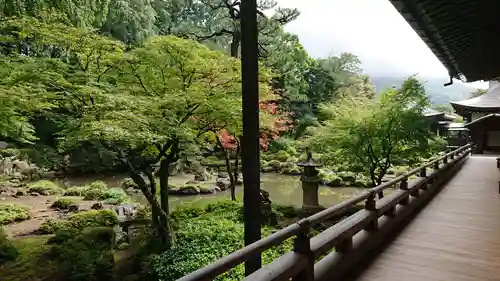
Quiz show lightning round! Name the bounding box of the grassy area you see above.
[0,236,56,281]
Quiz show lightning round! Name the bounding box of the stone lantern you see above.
[297,150,323,214]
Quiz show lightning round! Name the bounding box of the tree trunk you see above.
[232,141,241,201]
[128,169,171,248]
[158,159,170,213]
[231,24,241,58]
[216,135,237,200]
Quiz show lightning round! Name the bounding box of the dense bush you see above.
[39,218,68,234]
[50,198,75,210]
[39,210,119,234]
[64,181,130,204]
[0,227,18,265]
[27,180,62,195]
[49,227,115,281]
[145,216,292,281]
[0,204,30,225]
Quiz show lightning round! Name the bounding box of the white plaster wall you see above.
[487,131,500,146]
[471,112,486,121]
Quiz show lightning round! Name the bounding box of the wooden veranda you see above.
[349,155,500,281]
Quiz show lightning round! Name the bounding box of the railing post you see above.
[419,167,426,177]
[433,161,440,170]
[364,192,378,231]
[443,155,448,164]
[293,220,314,281]
[399,177,409,205]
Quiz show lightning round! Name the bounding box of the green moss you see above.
[27,180,62,195]
[0,204,30,225]
[50,198,75,210]
[68,210,119,230]
[0,236,55,281]
[267,160,281,169]
[83,188,107,200]
[63,186,88,196]
[275,150,291,162]
[0,227,18,265]
[39,219,67,234]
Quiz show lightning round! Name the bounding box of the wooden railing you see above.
[177,144,471,281]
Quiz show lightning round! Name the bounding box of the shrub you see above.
[146,216,292,281]
[39,219,67,234]
[102,188,130,205]
[121,177,137,189]
[63,186,88,196]
[273,204,299,218]
[0,148,21,158]
[267,160,281,169]
[27,180,62,195]
[50,227,115,281]
[67,210,119,230]
[88,180,108,190]
[0,204,30,225]
[0,227,18,265]
[83,188,107,200]
[39,210,119,235]
[50,198,75,210]
[275,150,291,162]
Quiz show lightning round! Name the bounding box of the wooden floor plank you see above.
[354,156,500,281]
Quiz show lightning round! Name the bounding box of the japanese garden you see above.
[0,1,471,281]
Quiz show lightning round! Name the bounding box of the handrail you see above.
[177,144,471,281]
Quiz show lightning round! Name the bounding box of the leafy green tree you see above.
[62,36,248,246]
[307,77,443,196]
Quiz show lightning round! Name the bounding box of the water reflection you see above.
[63,173,367,210]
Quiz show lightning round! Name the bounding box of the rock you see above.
[68,204,79,212]
[218,172,229,178]
[185,180,201,185]
[261,166,275,173]
[15,190,27,196]
[11,172,23,180]
[179,185,200,195]
[216,178,231,190]
[114,204,138,221]
[198,185,217,194]
[236,173,243,185]
[260,189,271,204]
[41,171,57,179]
[0,186,9,194]
[29,192,39,197]
[339,172,356,183]
[121,177,138,189]
[91,202,104,210]
[214,186,221,192]
[194,169,211,181]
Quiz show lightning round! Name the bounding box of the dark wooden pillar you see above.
[240,0,261,275]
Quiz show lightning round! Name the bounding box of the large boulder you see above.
[179,185,200,195]
[114,204,139,221]
[216,178,231,191]
[194,169,211,181]
[198,185,218,194]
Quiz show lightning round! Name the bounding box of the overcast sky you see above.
[276,0,488,89]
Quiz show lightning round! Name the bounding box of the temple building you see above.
[451,82,500,153]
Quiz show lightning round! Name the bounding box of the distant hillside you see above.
[369,76,479,105]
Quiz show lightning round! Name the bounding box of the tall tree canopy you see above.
[307,77,444,189]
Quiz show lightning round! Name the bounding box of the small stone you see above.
[29,192,39,197]
[91,202,104,210]
[15,190,27,196]
[68,204,79,212]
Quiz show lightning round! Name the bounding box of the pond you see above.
[62,173,367,210]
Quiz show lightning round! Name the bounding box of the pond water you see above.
[61,173,366,210]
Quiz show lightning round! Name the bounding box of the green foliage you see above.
[0,236,54,281]
[67,210,118,230]
[308,77,441,186]
[0,204,30,225]
[0,227,18,265]
[50,198,75,210]
[63,186,88,196]
[145,216,292,281]
[39,219,68,234]
[49,227,115,281]
[40,209,119,234]
[27,180,62,195]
